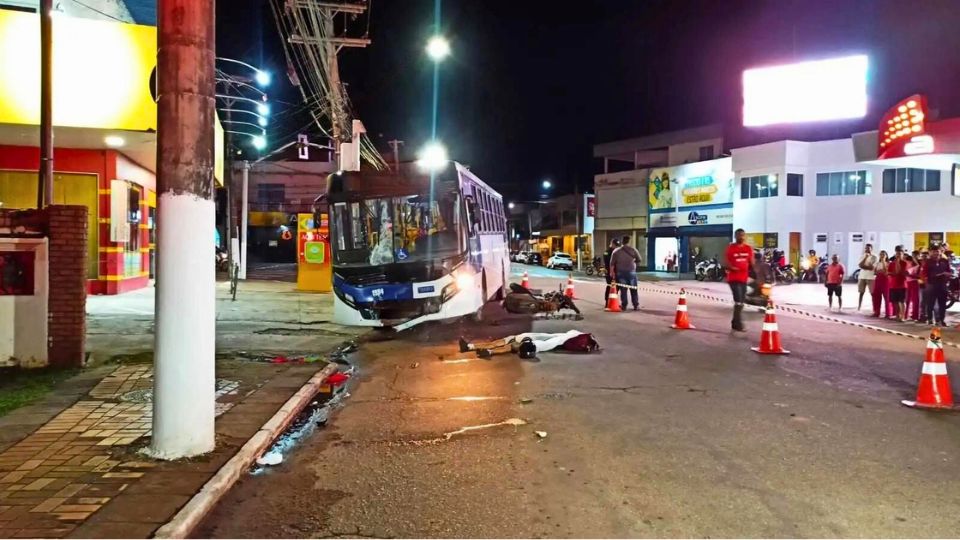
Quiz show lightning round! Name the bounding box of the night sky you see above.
[217,0,960,201]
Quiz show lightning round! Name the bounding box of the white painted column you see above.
[239,160,249,280]
[150,0,216,459]
[151,194,216,458]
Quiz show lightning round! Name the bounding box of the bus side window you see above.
[465,195,479,237]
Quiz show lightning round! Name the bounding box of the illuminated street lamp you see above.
[257,102,270,116]
[416,141,448,172]
[426,36,451,61]
[252,135,267,150]
[542,179,552,190]
[508,202,515,209]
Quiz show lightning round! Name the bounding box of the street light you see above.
[257,102,270,116]
[252,135,267,150]
[255,70,271,86]
[542,179,552,190]
[426,36,451,61]
[416,141,448,172]
[508,202,515,209]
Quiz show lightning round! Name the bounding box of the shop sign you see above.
[764,233,779,249]
[651,208,733,229]
[649,159,735,211]
[878,94,930,159]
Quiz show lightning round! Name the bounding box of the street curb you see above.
[152,362,338,539]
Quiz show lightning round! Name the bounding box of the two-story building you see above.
[732,95,960,270]
[593,125,726,269]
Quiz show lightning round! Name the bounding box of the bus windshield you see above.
[331,191,463,266]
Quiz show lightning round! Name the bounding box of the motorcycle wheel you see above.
[782,271,795,285]
[695,271,705,281]
[585,266,594,276]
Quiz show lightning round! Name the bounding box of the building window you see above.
[699,145,714,161]
[881,168,941,193]
[257,183,285,210]
[740,174,778,199]
[815,170,868,196]
[787,173,803,196]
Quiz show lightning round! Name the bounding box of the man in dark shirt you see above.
[923,244,953,326]
[610,236,642,311]
[602,238,620,303]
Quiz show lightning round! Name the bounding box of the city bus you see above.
[325,162,509,330]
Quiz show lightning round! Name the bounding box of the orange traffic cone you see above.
[670,289,695,329]
[901,328,954,410]
[564,274,576,299]
[604,282,622,312]
[751,301,789,355]
[521,271,530,289]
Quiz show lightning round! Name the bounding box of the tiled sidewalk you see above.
[0,362,320,538]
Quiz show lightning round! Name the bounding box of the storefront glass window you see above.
[787,173,803,196]
[740,174,778,199]
[816,170,868,196]
[882,168,941,193]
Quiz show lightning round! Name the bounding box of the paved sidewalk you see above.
[0,282,362,538]
[0,361,330,538]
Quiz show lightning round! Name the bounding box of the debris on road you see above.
[410,362,420,369]
[535,431,548,439]
[459,330,600,359]
[256,451,283,466]
[504,282,582,318]
[519,397,534,404]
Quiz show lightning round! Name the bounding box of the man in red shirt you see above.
[724,228,754,332]
[825,254,845,311]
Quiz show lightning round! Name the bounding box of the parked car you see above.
[526,252,543,266]
[515,251,530,264]
[546,252,574,271]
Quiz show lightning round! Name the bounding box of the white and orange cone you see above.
[564,274,576,299]
[604,282,622,312]
[901,328,954,410]
[751,301,789,355]
[670,289,695,329]
[521,271,530,289]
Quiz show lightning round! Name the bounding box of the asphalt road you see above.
[196,265,960,538]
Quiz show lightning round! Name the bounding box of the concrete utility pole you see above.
[387,139,403,172]
[38,0,53,207]
[151,0,216,459]
[239,160,249,280]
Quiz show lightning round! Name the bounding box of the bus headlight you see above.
[455,272,475,291]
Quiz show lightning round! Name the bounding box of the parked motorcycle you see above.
[774,263,797,284]
[585,257,607,277]
[693,257,726,281]
[948,275,959,309]
[799,257,819,282]
[216,247,229,272]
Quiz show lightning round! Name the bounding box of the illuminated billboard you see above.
[743,55,868,127]
[0,9,157,131]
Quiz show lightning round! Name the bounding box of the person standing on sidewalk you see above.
[871,250,890,317]
[602,238,620,304]
[906,251,921,322]
[923,244,953,326]
[724,228,754,331]
[856,244,877,311]
[825,254,845,311]
[888,249,908,321]
[610,235,642,311]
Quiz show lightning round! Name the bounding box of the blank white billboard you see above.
[743,55,868,127]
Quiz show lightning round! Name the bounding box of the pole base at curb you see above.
[900,400,958,411]
[751,347,790,355]
[670,324,695,329]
